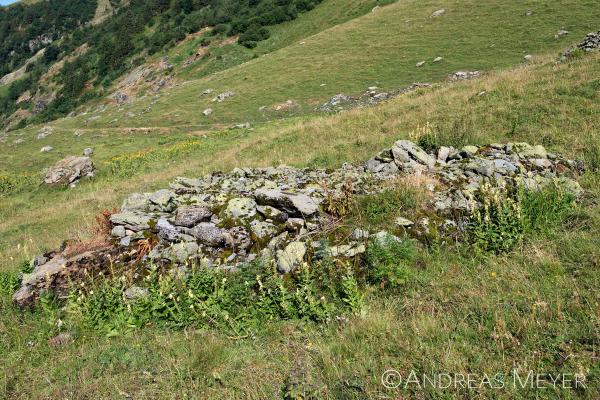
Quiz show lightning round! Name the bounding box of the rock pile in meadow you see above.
[317,84,431,113]
[14,139,583,307]
[559,30,600,62]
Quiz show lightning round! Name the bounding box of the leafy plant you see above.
[468,182,525,254]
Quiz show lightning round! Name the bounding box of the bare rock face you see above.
[43,156,95,186]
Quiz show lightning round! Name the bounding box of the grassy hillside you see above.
[1,0,600,397]
[1,50,600,398]
[56,0,600,130]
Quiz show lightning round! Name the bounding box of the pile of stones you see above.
[316,84,431,113]
[13,139,583,307]
[559,30,600,62]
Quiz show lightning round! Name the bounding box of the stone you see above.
[203,108,213,116]
[395,217,414,227]
[111,225,126,238]
[228,226,252,252]
[175,206,212,227]
[326,244,366,258]
[40,146,54,152]
[43,156,95,186]
[250,220,278,240]
[437,146,451,163]
[285,218,305,232]
[149,189,175,211]
[36,126,53,139]
[372,231,402,246]
[433,56,443,62]
[212,91,235,102]
[189,223,226,246]
[276,242,306,273]
[156,218,180,242]
[416,61,426,67]
[255,189,320,217]
[524,54,533,62]
[83,147,93,156]
[461,145,479,156]
[431,9,445,17]
[224,198,257,221]
[168,242,199,263]
[257,205,288,223]
[392,140,435,167]
[110,212,152,231]
[122,193,150,212]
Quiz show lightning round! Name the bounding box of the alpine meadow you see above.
[1,0,599,399]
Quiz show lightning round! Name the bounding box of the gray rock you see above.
[122,193,150,212]
[392,140,435,168]
[277,242,306,273]
[326,244,366,258]
[43,156,95,186]
[124,286,149,301]
[212,91,235,102]
[110,212,152,231]
[149,189,175,211]
[254,189,320,217]
[257,205,288,223]
[111,225,126,238]
[224,198,257,221]
[431,9,445,17]
[395,217,414,227]
[372,231,402,246]
[351,229,370,241]
[203,108,213,116]
[189,223,226,246]
[285,218,305,232]
[83,147,93,157]
[156,218,180,242]
[250,220,278,240]
[175,206,212,227]
[40,146,54,153]
[416,61,426,67]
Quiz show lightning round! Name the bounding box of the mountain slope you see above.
[58,0,600,131]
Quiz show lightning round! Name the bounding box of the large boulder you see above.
[254,189,320,217]
[43,156,95,186]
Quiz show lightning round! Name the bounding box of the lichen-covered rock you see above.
[110,212,151,231]
[188,223,226,246]
[43,156,95,186]
[224,198,257,221]
[277,242,306,273]
[175,206,212,227]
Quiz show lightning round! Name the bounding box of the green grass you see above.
[51,0,600,131]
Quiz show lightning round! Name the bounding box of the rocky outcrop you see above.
[43,156,96,187]
[15,139,583,307]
